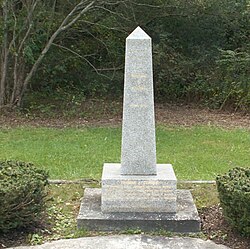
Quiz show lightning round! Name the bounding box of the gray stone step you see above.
[10,235,230,249]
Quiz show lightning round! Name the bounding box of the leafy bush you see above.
[214,49,250,111]
[216,167,250,236]
[0,160,49,232]
[187,49,250,111]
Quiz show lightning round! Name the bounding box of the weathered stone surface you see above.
[10,235,230,249]
[102,164,177,213]
[77,188,201,233]
[121,27,156,175]
[76,26,200,234]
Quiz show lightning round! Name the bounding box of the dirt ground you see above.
[200,205,250,249]
[0,103,249,129]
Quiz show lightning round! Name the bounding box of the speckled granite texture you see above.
[121,27,156,175]
[77,27,200,233]
[102,164,177,213]
[77,188,200,232]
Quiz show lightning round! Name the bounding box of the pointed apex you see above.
[127,26,151,40]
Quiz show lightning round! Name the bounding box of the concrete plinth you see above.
[102,164,177,213]
[77,188,201,233]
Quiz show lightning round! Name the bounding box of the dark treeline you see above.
[0,0,249,111]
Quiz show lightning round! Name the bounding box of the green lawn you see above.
[0,126,249,180]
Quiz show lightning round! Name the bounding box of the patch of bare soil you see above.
[0,229,29,248]
[200,204,250,249]
[155,104,250,129]
[0,103,249,129]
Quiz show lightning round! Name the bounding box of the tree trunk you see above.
[0,1,9,106]
[15,0,96,107]
[0,0,96,107]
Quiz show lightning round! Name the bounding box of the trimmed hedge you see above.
[0,160,49,232]
[216,167,250,236]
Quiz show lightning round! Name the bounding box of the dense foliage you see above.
[216,167,250,236]
[0,160,49,232]
[1,0,249,110]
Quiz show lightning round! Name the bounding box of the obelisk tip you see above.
[127,26,151,40]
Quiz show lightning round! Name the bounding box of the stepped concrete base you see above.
[102,164,177,213]
[77,188,201,233]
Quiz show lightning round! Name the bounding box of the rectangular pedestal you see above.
[77,188,201,233]
[101,164,177,213]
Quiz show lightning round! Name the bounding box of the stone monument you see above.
[121,26,156,176]
[77,27,200,232]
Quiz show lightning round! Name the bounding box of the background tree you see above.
[0,0,129,107]
[1,0,249,111]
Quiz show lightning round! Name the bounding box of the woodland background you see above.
[0,0,249,111]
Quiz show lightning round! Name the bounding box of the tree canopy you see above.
[0,0,249,111]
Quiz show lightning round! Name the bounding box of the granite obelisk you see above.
[121,27,156,175]
[101,27,177,213]
[77,27,200,232]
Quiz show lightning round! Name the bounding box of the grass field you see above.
[0,126,249,180]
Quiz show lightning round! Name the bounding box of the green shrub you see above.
[0,160,49,232]
[216,167,250,236]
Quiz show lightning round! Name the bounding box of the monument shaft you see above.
[78,27,200,231]
[121,27,157,175]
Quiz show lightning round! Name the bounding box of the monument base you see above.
[77,188,201,233]
[102,164,177,213]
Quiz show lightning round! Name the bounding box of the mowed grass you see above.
[0,126,249,180]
